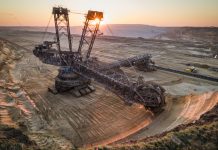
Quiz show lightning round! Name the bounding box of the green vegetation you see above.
[99,122,218,150]
[0,125,39,150]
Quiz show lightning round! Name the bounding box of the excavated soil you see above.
[0,29,218,149]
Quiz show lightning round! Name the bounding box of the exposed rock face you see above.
[0,41,39,150]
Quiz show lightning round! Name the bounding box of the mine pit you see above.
[0,6,218,149]
[0,29,217,148]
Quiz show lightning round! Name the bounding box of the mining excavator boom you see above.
[33,7,165,109]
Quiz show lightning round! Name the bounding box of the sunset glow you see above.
[0,0,218,27]
[90,18,101,25]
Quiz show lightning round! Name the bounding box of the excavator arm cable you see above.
[41,14,53,42]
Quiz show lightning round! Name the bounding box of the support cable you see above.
[42,14,53,42]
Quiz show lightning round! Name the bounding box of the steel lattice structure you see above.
[33,7,166,109]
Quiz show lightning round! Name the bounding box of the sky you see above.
[0,0,218,27]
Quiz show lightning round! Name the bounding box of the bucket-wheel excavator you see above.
[33,7,165,109]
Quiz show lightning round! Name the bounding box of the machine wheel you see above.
[134,86,164,108]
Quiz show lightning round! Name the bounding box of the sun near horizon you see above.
[0,0,218,27]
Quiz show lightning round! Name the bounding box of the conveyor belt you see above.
[155,65,218,82]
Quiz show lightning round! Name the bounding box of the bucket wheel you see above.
[134,85,165,108]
